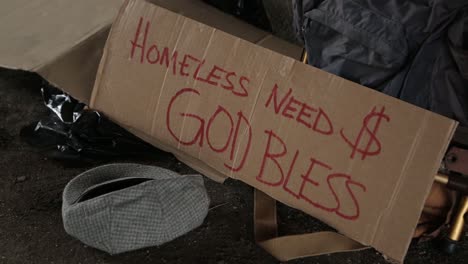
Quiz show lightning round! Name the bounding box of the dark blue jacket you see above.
[293,0,468,125]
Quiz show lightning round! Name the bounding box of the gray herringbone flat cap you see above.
[62,163,209,254]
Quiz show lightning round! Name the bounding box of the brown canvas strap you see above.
[254,189,368,261]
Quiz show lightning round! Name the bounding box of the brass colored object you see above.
[448,196,468,242]
[301,49,308,64]
[435,171,468,253]
[435,174,449,185]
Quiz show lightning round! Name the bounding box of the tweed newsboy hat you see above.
[62,163,209,254]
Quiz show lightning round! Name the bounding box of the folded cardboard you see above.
[90,0,457,262]
[0,0,458,262]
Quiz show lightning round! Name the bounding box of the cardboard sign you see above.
[90,0,457,262]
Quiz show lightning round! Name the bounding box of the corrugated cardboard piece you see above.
[90,0,457,262]
[0,0,300,104]
[0,0,125,103]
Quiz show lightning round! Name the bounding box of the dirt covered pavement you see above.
[0,69,467,264]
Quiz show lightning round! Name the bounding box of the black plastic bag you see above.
[21,83,162,163]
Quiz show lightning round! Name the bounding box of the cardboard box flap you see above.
[90,0,458,262]
[0,0,124,102]
[0,0,123,71]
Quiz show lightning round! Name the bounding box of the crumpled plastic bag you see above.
[21,83,161,164]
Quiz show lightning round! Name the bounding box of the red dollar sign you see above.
[340,106,390,160]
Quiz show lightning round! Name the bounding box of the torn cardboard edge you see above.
[89,0,458,262]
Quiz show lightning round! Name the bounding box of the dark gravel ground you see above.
[0,70,467,263]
